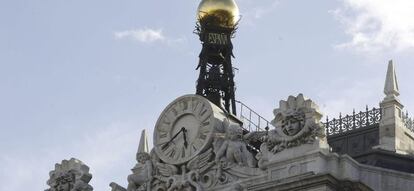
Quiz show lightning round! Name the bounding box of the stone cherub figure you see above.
[127,130,153,191]
[214,118,256,168]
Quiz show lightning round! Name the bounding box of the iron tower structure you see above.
[195,13,238,115]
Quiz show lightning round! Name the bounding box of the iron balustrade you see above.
[324,106,382,136]
[233,101,414,136]
[235,100,272,132]
[403,112,414,133]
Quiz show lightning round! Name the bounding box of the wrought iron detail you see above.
[324,106,382,136]
[235,100,271,132]
[403,112,414,133]
[194,21,238,115]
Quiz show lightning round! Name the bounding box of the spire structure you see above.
[138,129,149,154]
[195,0,240,115]
[377,60,414,154]
[384,60,400,100]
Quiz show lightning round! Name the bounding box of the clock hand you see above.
[183,128,188,148]
[161,127,185,150]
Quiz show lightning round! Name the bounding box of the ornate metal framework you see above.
[233,100,414,138]
[403,112,414,132]
[194,21,238,115]
[324,107,382,136]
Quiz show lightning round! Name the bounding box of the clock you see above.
[153,94,226,165]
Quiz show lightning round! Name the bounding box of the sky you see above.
[1,0,414,190]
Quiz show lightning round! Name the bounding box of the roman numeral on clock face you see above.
[181,147,186,158]
[179,99,189,111]
[159,131,168,139]
[202,120,210,127]
[168,148,176,158]
[199,133,207,140]
[163,115,171,125]
[192,100,202,113]
[191,143,198,153]
[199,107,208,117]
[164,145,176,157]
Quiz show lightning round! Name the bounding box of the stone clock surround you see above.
[153,94,230,165]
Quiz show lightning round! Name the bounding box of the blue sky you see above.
[1,0,414,190]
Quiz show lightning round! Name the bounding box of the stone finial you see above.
[384,60,400,99]
[377,60,414,154]
[137,129,149,154]
[135,129,150,163]
[45,158,93,191]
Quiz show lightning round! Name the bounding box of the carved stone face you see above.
[54,174,73,191]
[282,117,302,136]
[136,153,150,164]
[226,124,243,140]
[56,183,70,191]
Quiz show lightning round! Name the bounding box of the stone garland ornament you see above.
[45,158,93,191]
[268,94,325,152]
[246,94,326,169]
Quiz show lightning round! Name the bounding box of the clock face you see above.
[154,95,216,164]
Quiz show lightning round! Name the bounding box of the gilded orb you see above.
[197,0,240,28]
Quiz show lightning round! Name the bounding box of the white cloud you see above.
[114,28,187,47]
[114,28,165,43]
[333,0,414,53]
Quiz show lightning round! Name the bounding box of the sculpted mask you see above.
[278,112,305,136]
[262,94,325,154]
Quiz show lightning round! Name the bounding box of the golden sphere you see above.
[197,0,240,28]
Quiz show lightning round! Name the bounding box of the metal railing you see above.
[234,101,414,136]
[235,100,272,132]
[324,106,382,136]
[403,112,414,133]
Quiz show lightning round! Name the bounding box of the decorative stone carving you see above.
[149,148,213,191]
[147,117,261,191]
[214,118,256,168]
[263,94,325,153]
[245,94,326,169]
[127,130,153,191]
[45,158,93,191]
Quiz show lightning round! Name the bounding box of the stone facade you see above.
[377,60,414,154]
[46,62,414,191]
